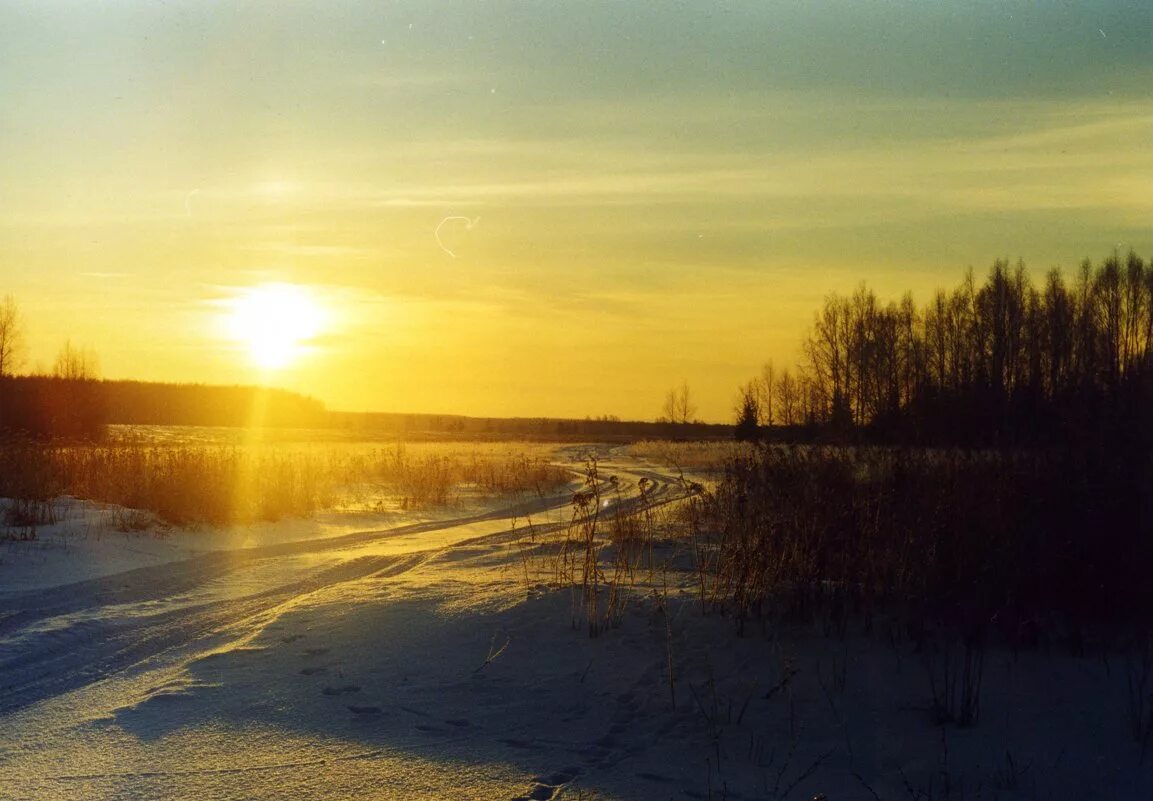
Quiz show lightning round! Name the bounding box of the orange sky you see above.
[2,2,1151,421]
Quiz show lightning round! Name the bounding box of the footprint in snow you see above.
[347,705,381,715]
[322,685,361,696]
[578,745,609,765]
[500,738,544,751]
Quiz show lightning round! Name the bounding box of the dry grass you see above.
[0,437,572,529]
[628,440,754,472]
[696,445,1153,632]
[517,458,696,639]
[335,442,572,510]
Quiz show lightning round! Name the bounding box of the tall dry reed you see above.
[0,437,571,529]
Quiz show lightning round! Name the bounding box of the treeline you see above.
[102,380,327,428]
[740,251,1153,448]
[0,377,328,438]
[0,376,734,442]
[0,377,107,439]
[328,411,730,442]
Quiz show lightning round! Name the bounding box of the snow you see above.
[0,493,552,597]
[1,448,1150,800]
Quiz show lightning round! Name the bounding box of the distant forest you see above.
[0,378,328,438]
[0,376,731,441]
[737,250,1153,450]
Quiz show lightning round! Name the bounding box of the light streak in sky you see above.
[435,216,480,259]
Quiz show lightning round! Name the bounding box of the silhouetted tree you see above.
[734,381,760,442]
[661,381,697,425]
[776,368,799,426]
[739,251,1153,447]
[53,340,100,380]
[758,361,775,426]
[0,295,24,377]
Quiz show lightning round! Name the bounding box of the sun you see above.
[227,283,325,370]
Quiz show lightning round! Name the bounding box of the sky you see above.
[2,0,1151,421]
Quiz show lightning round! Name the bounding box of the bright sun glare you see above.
[227,283,325,370]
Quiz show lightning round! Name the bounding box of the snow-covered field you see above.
[1,444,1149,800]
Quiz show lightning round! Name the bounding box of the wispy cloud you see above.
[241,242,382,260]
[78,271,130,279]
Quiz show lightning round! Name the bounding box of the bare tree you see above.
[661,381,697,425]
[776,368,799,426]
[759,360,775,426]
[53,340,100,380]
[805,293,852,426]
[0,295,25,377]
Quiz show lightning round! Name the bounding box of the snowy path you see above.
[0,456,681,717]
[0,452,699,800]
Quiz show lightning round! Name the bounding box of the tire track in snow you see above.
[0,552,429,716]
[0,491,581,635]
[0,464,686,717]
